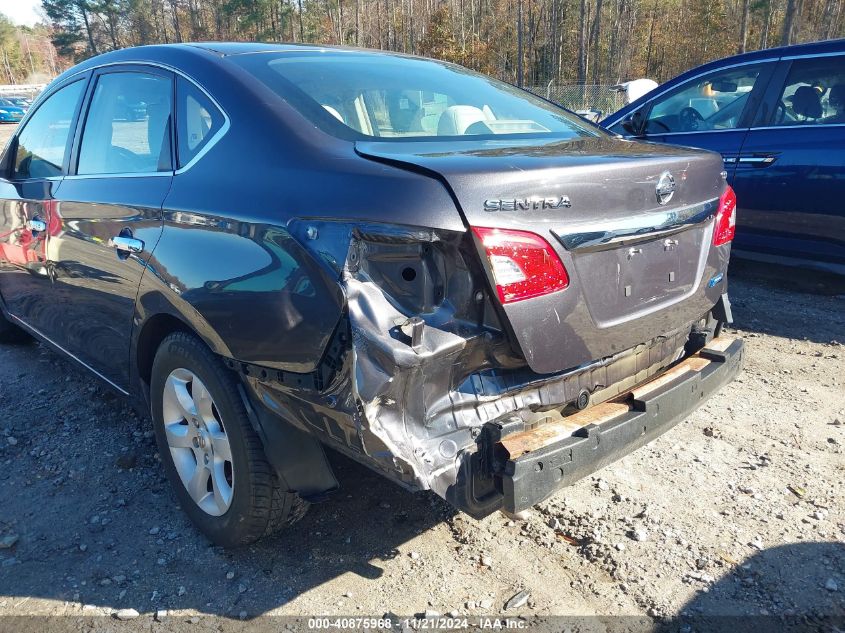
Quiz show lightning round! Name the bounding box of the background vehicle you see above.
[611,78,658,106]
[603,39,845,276]
[0,44,742,547]
[0,98,25,123]
[4,97,32,111]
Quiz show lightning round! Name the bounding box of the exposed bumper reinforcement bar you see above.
[495,336,744,514]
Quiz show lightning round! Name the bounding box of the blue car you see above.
[5,97,32,111]
[603,39,845,275]
[0,98,25,123]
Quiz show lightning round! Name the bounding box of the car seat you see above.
[437,105,488,135]
[386,92,424,134]
[790,85,823,120]
[322,104,344,123]
[825,84,845,123]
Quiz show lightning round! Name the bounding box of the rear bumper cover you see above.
[448,336,744,516]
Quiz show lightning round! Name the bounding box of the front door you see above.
[0,78,87,340]
[50,66,174,389]
[627,62,776,182]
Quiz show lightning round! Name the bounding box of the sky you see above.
[0,0,41,26]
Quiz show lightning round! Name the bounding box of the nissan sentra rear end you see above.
[231,49,744,517]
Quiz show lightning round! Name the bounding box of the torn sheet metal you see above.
[248,221,694,505]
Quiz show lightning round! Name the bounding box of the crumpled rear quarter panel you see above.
[244,219,709,506]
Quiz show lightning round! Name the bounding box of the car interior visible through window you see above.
[643,66,762,134]
[232,52,597,141]
[77,72,173,175]
[771,57,845,126]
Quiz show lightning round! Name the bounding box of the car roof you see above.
[48,42,420,89]
[715,37,845,65]
[183,42,378,55]
[64,42,405,68]
[654,37,845,85]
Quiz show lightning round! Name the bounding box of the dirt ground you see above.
[0,120,844,630]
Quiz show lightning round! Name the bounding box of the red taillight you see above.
[713,185,737,246]
[471,226,569,304]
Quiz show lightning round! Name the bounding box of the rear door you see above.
[50,65,173,389]
[733,54,845,269]
[0,78,87,339]
[633,62,776,179]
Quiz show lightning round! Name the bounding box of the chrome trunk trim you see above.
[552,198,718,252]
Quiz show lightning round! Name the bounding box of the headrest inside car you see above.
[438,105,487,136]
[791,85,822,119]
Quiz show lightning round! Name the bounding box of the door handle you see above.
[26,218,47,233]
[738,155,777,166]
[108,235,144,254]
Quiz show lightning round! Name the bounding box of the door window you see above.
[11,80,85,180]
[768,57,845,126]
[175,77,224,168]
[643,65,764,134]
[77,71,173,175]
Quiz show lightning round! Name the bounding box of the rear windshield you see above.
[231,51,598,141]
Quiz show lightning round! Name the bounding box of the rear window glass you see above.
[231,52,598,141]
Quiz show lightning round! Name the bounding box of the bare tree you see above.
[738,0,749,52]
[589,0,603,83]
[517,0,523,86]
[577,0,587,84]
[37,0,838,100]
[781,0,797,45]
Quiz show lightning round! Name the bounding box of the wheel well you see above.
[136,313,192,386]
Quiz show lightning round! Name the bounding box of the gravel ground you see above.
[0,125,14,151]
[1,270,843,628]
[0,121,843,629]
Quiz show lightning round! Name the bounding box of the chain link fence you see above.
[524,83,625,121]
[0,84,47,100]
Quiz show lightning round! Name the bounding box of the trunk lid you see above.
[356,136,726,374]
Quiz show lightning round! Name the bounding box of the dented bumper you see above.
[447,336,744,516]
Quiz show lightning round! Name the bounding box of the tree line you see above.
[17,0,845,87]
[0,15,59,84]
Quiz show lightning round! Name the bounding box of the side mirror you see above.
[621,110,645,136]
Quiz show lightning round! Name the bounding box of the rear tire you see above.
[0,313,32,344]
[150,332,308,547]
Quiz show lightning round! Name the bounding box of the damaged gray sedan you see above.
[0,43,743,546]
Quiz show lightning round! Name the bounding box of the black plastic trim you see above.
[713,293,733,325]
[446,337,744,517]
[237,384,339,501]
[500,338,743,513]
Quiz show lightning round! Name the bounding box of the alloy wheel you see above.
[161,368,234,516]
